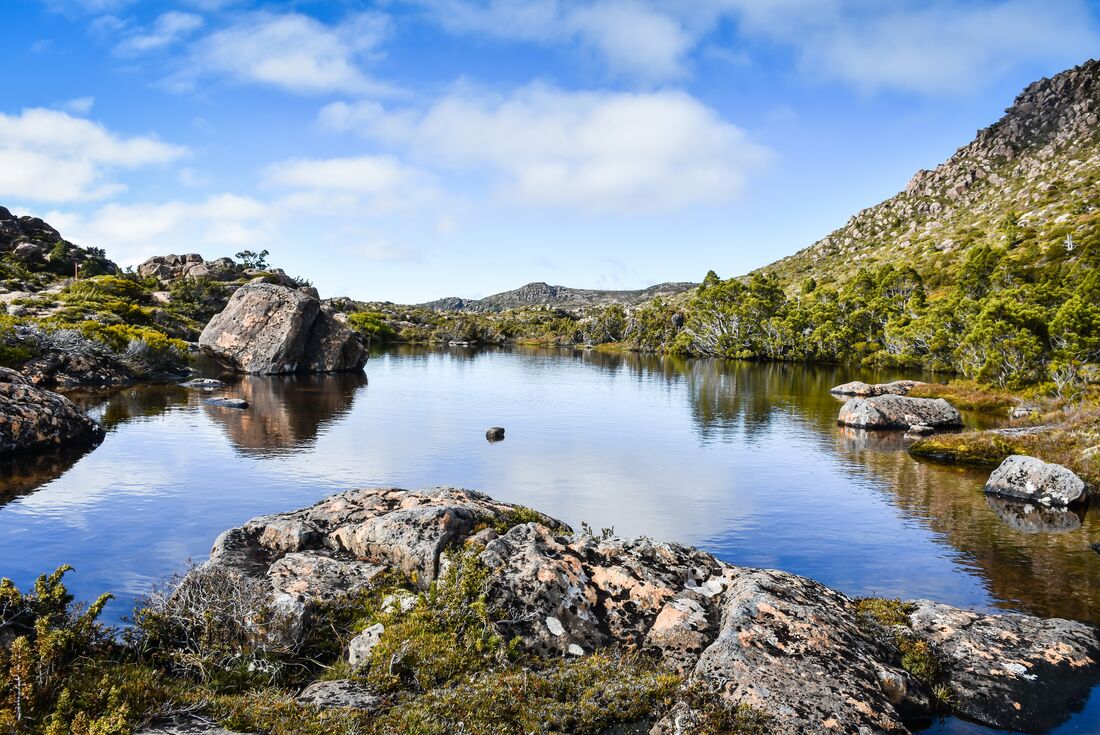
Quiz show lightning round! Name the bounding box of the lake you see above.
[2,346,1099,733]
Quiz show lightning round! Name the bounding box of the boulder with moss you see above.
[176,486,1100,734]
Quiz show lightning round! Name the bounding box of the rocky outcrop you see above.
[0,206,118,280]
[185,487,1100,734]
[984,455,1088,506]
[909,601,1100,731]
[830,380,921,397]
[136,253,299,288]
[198,283,366,375]
[0,367,104,454]
[838,395,962,430]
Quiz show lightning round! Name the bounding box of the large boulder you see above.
[0,367,104,454]
[184,487,1100,734]
[199,283,366,375]
[838,394,962,430]
[983,455,1088,506]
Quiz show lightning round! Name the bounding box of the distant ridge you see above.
[419,281,697,312]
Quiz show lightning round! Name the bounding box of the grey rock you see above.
[486,426,506,441]
[298,679,381,710]
[908,600,1100,732]
[199,283,365,375]
[984,455,1087,506]
[0,367,105,454]
[136,718,249,735]
[181,378,226,389]
[830,380,921,397]
[838,395,962,430]
[348,623,385,668]
[203,397,248,409]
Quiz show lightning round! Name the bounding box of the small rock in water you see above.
[906,424,935,436]
[486,426,506,442]
[181,378,226,390]
[203,397,248,409]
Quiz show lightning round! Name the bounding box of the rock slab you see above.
[185,486,1100,734]
[984,454,1087,506]
[830,380,922,397]
[199,283,366,375]
[838,394,962,430]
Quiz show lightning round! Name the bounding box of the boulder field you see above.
[0,366,104,454]
[161,487,1100,734]
[199,283,366,375]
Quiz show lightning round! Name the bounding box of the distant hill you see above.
[760,58,1100,291]
[419,281,697,312]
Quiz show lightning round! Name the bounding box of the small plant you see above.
[235,249,270,270]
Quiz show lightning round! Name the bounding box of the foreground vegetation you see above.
[0,547,770,735]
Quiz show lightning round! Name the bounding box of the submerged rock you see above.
[486,426,505,441]
[830,379,922,397]
[838,394,962,430]
[199,283,366,375]
[181,486,1100,734]
[203,397,248,409]
[984,455,1087,507]
[0,367,104,454]
[180,378,226,390]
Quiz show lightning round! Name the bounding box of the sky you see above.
[1,1,1098,303]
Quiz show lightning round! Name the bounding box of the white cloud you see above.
[175,11,392,95]
[0,108,187,203]
[321,84,769,213]
[350,240,424,263]
[413,0,693,82]
[47,194,276,264]
[414,0,1100,94]
[40,0,132,15]
[264,155,442,214]
[62,96,96,114]
[115,11,204,56]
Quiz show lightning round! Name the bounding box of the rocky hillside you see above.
[420,280,696,313]
[0,206,118,289]
[762,58,1100,291]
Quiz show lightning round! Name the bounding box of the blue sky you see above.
[2,0,1098,302]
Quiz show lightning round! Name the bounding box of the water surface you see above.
[2,346,1099,733]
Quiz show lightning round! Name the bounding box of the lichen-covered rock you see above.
[186,487,1100,733]
[830,380,921,397]
[838,394,962,430]
[136,718,250,735]
[297,679,382,710]
[199,283,365,375]
[984,454,1088,506]
[0,367,104,454]
[908,601,1100,732]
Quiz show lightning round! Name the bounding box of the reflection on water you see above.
[203,372,368,456]
[1,346,1099,733]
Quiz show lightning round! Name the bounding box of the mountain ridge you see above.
[418,280,698,312]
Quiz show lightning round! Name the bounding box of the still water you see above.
[2,346,1099,733]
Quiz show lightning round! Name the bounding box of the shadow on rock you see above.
[204,372,367,456]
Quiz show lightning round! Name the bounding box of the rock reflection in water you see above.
[204,372,367,455]
[67,384,191,430]
[986,495,1084,534]
[0,444,91,509]
[846,444,1100,623]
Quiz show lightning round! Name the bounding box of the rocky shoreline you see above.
[142,486,1100,735]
